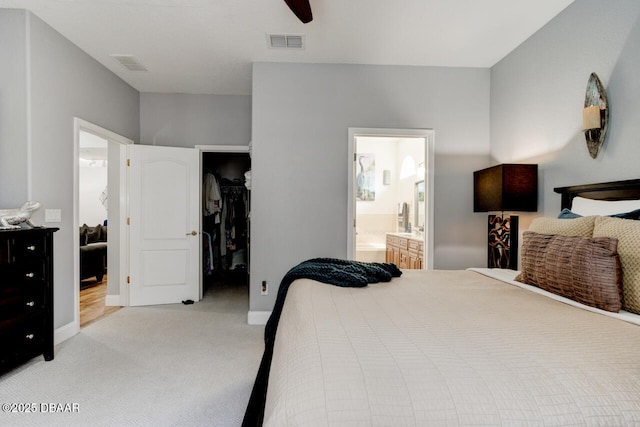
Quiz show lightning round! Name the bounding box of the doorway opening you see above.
[74,118,132,331]
[201,148,251,298]
[78,131,116,327]
[347,128,434,270]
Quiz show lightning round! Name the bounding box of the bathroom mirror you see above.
[414,180,425,231]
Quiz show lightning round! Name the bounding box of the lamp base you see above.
[487,214,518,270]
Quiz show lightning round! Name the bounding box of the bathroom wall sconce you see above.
[582,72,609,159]
[383,170,391,185]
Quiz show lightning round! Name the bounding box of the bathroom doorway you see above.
[347,128,434,269]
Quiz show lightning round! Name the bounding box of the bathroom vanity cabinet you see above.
[386,233,423,269]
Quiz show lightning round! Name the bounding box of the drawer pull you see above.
[27,245,36,251]
[25,333,35,340]
[26,301,35,307]
[25,272,35,278]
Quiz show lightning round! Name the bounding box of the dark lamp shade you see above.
[474,164,538,212]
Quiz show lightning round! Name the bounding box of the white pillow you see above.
[571,196,640,216]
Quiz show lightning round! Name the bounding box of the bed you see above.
[243,179,640,426]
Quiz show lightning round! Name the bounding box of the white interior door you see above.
[128,145,199,306]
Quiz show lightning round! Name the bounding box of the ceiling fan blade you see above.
[284,0,313,23]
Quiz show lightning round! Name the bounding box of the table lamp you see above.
[473,164,538,269]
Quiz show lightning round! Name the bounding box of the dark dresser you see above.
[0,227,57,372]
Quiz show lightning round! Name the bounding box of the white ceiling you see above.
[2,0,574,96]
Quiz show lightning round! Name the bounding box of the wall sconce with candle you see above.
[583,72,609,159]
[473,164,538,270]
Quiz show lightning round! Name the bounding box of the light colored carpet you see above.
[0,283,264,426]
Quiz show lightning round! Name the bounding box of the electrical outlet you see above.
[261,280,268,295]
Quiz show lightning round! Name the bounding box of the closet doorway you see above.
[200,146,251,296]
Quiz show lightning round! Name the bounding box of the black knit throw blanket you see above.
[242,258,402,426]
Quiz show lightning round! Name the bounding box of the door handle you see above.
[187,230,198,236]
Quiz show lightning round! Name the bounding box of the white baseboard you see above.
[105,294,122,307]
[247,310,271,325]
[54,321,79,346]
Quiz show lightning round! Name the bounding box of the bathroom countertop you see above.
[386,232,423,240]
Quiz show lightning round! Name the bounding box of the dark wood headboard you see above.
[554,179,640,210]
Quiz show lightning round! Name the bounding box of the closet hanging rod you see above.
[220,183,246,188]
[220,186,246,194]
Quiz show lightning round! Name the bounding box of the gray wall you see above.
[250,62,490,312]
[0,9,140,329]
[12,1,626,323]
[140,93,251,147]
[0,9,28,206]
[491,0,640,217]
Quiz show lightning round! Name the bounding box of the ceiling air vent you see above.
[110,54,148,71]
[268,34,304,49]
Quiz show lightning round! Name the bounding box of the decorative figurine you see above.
[0,201,42,229]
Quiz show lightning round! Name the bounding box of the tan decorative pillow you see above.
[528,216,596,237]
[516,231,622,312]
[593,216,640,314]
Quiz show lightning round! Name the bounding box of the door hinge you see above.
[354,153,356,161]
[353,218,356,227]
[127,276,130,284]
[127,158,130,166]
[127,217,130,225]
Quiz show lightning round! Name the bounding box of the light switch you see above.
[45,209,62,223]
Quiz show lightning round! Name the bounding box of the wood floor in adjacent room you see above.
[80,276,120,328]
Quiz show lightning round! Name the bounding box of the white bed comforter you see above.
[264,269,640,426]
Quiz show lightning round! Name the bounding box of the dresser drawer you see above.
[0,314,45,364]
[0,290,45,323]
[0,261,45,284]
[11,234,47,260]
[408,239,423,252]
[387,235,408,249]
[0,233,47,265]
